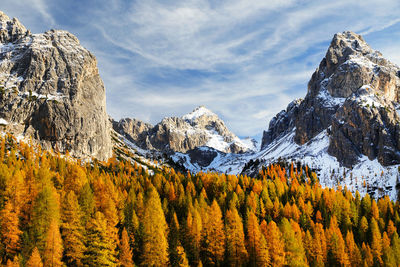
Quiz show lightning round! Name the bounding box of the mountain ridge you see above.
[113,105,257,155]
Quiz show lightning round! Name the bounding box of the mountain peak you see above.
[182,105,217,121]
[331,31,371,54]
[307,30,400,100]
[0,11,11,22]
[0,10,28,42]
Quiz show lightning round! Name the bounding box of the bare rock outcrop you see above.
[328,86,400,167]
[261,98,302,149]
[0,11,112,160]
[295,31,400,145]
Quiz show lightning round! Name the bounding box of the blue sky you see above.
[2,0,400,140]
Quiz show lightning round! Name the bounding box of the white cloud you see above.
[87,0,400,136]
[1,0,400,138]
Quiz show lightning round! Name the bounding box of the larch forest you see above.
[0,133,399,266]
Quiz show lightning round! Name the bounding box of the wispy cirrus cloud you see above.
[1,0,400,138]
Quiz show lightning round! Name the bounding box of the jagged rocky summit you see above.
[0,11,112,160]
[157,31,400,199]
[262,31,400,168]
[113,106,257,154]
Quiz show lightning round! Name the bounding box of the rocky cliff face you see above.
[114,106,256,154]
[262,31,400,168]
[0,11,112,160]
[261,98,302,149]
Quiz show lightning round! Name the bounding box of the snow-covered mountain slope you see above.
[169,31,400,199]
[171,128,399,199]
[254,129,399,199]
[113,106,257,154]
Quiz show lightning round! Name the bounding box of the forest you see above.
[0,133,400,266]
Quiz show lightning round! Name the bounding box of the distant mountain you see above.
[0,11,112,160]
[168,31,400,199]
[113,106,257,155]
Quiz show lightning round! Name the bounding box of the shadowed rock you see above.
[262,31,400,167]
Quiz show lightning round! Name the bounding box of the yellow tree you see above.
[26,247,43,267]
[61,191,85,266]
[246,211,269,267]
[382,232,396,266]
[176,242,190,267]
[371,199,379,220]
[263,220,285,267]
[186,208,202,265]
[43,220,63,267]
[225,207,248,266]
[141,186,169,266]
[201,200,225,266]
[119,228,134,267]
[280,218,307,267]
[6,256,20,267]
[361,243,374,267]
[84,211,118,266]
[31,184,60,252]
[345,231,362,266]
[387,220,396,239]
[0,201,22,260]
[370,218,383,265]
[326,216,349,266]
[311,223,327,266]
[64,165,88,194]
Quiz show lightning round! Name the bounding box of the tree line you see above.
[0,134,399,266]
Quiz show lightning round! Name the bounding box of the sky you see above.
[2,0,400,140]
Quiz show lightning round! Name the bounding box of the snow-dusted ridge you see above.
[182,105,217,121]
[171,128,399,199]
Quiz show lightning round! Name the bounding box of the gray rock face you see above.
[295,31,400,145]
[0,11,112,160]
[328,87,400,167]
[114,106,255,154]
[262,31,400,168]
[113,118,152,144]
[261,98,302,149]
[186,147,219,168]
[0,12,28,43]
